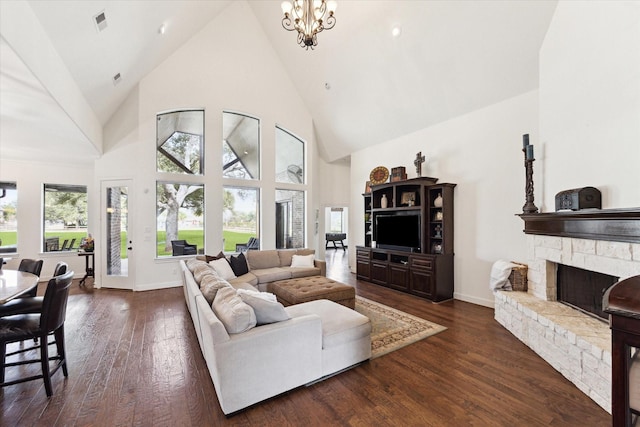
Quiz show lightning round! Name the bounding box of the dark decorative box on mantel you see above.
[555,187,601,211]
[517,208,640,243]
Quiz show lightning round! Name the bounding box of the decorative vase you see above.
[434,193,443,208]
[381,194,388,209]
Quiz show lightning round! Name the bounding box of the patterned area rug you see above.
[355,296,447,359]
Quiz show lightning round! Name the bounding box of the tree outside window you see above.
[223,186,259,253]
[156,182,204,257]
[43,184,87,252]
[157,110,204,175]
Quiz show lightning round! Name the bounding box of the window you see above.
[223,187,259,253]
[330,208,345,233]
[157,110,204,175]
[222,112,260,180]
[43,184,88,252]
[0,182,17,254]
[275,126,305,184]
[275,189,305,249]
[156,182,204,257]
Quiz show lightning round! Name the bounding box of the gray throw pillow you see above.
[237,289,290,325]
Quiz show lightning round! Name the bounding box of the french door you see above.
[100,180,135,290]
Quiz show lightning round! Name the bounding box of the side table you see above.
[78,251,95,286]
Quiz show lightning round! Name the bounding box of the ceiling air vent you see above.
[94,11,107,32]
[113,73,121,86]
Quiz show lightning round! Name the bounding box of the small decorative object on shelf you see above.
[391,166,407,182]
[369,166,389,185]
[414,152,426,177]
[434,211,443,221]
[381,194,388,208]
[434,193,443,207]
[431,242,443,254]
[80,234,94,252]
[434,225,442,238]
[521,134,539,214]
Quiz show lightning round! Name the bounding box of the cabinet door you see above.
[371,262,388,285]
[356,259,371,280]
[410,268,434,299]
[389,264,409,291]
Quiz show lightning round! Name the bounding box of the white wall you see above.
[351,91,538,307]
[99,1,320,290]
[539,0,640,210]
[0,159,95,280]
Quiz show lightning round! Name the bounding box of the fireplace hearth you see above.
[494,207,640,413]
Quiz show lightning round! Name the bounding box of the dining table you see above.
[0,269,39,304]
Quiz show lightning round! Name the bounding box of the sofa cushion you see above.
[291,254,315,268]
[210,258,237,281]
[193,263,217,284]
[246,250,280,270]
[253,267,292,284]
[186,258,208,273]
[237,289,290,325]
[200,274,233,304]
[229,272,258,287]
[278,249,297,267]
[229,252,249,276]
[289,266,322,279]
[296,249,315,256]
[232,281,259,292]
[212,287,256,334]
[285,299,371,349]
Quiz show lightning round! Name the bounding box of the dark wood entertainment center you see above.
[357,177,456,302]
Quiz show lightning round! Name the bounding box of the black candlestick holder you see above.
[523,149,539,214]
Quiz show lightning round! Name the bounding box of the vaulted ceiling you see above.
[0,0,558,165]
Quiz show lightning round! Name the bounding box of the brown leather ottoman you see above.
[267,276,356,309]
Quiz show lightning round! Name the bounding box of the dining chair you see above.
[18,259,44,298]
[0,270,74,397]
[0,262,67,318]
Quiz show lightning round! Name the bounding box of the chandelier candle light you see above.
[522,134,539,214]
[281,0,337,49]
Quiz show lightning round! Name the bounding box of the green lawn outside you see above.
[2,229,255,256]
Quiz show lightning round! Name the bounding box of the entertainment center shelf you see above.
[358,177,456,302]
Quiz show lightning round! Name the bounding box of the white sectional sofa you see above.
[180,255,371,415]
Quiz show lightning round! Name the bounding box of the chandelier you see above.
[281,0,337,49]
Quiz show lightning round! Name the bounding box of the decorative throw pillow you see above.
[186,258,208,273]
[210,257,237,281]
[229,253,249,276]
[193,263,217,284]
[212,287,256,334]
[200,274,232,304]
[237,289,290,325]
[290,254,315,268]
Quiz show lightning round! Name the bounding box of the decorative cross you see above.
[414,152,425,177]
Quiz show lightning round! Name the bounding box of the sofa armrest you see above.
[314,259,326,277]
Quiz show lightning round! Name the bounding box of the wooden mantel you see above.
[518,208,640,243]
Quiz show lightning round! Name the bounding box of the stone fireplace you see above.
[494,209,640,413]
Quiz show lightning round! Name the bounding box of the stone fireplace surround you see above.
[494,209,640,413]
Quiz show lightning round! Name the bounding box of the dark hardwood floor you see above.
[1,249,610,426]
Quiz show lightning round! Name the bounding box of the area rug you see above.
[355,296,447,359]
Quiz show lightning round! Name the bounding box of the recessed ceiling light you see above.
[158,24,166,35]
[392,26,402,38]
[325,82,331,90]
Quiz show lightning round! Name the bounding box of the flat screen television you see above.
[374,213,421,252]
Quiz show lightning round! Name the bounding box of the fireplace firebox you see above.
[556,264,618,320]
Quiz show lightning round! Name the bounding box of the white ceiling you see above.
[0,0,558,165]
